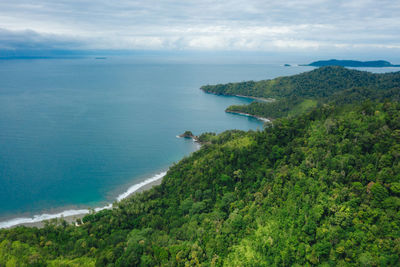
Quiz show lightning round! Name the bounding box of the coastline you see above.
[201,89,275,103]
[233,94,275,103]
[0,91,254,230]
[1,137,202,230]
[0,172,165,229]
[226,110,271,123]
[200,89,273,123]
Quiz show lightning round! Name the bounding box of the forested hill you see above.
[201,66,400,119]
[1,101,400,266]
[201,66,400,99]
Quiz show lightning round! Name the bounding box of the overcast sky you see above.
[0,0,399,54]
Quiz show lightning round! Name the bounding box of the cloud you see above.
[0,28,85,50]
[0,0,399,52]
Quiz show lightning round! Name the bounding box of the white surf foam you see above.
[258,117,271,122]
[116,171,166,201]
[0,209,90,229]
[229,111,270,123]
[0,171,167,229]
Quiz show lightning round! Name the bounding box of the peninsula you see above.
[201,66,400,119]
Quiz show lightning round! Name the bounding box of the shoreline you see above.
[1,137,203,230]
[226,110,271,123]
[200,89,273,123]
[0,172,166,229]
[233,94,275,103]
[201,90,275,103]
[0,93,251,230]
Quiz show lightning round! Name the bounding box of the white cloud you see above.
[0,0,399,52]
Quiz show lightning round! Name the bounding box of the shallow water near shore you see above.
[0,58,316,226]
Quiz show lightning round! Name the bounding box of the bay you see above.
[0,57,313,223]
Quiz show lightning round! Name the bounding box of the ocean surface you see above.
[2,58,394,227]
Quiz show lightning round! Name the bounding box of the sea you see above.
[0,57,397,228]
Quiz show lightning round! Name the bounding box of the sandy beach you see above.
[226,110,271,122]
[8,176,163,229]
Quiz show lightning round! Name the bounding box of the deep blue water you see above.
[0,58,314,222]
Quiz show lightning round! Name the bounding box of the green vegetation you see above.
[202,66,400,119]
[226,97,318,119]
[288,99,318,116]
[1,67,400,266]
[179,131,195,138]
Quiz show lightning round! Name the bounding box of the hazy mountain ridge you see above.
[304,59,400,67]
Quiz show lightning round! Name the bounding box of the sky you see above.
[0,0,399,59]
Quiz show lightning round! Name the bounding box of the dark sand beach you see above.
[10,177,163,228]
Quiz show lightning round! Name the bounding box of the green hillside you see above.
[202,66,400,119]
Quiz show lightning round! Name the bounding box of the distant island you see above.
[302,59,400,67]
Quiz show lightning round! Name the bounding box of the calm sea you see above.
[0,58,315,224]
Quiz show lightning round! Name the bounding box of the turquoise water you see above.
[0,58,313,223]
